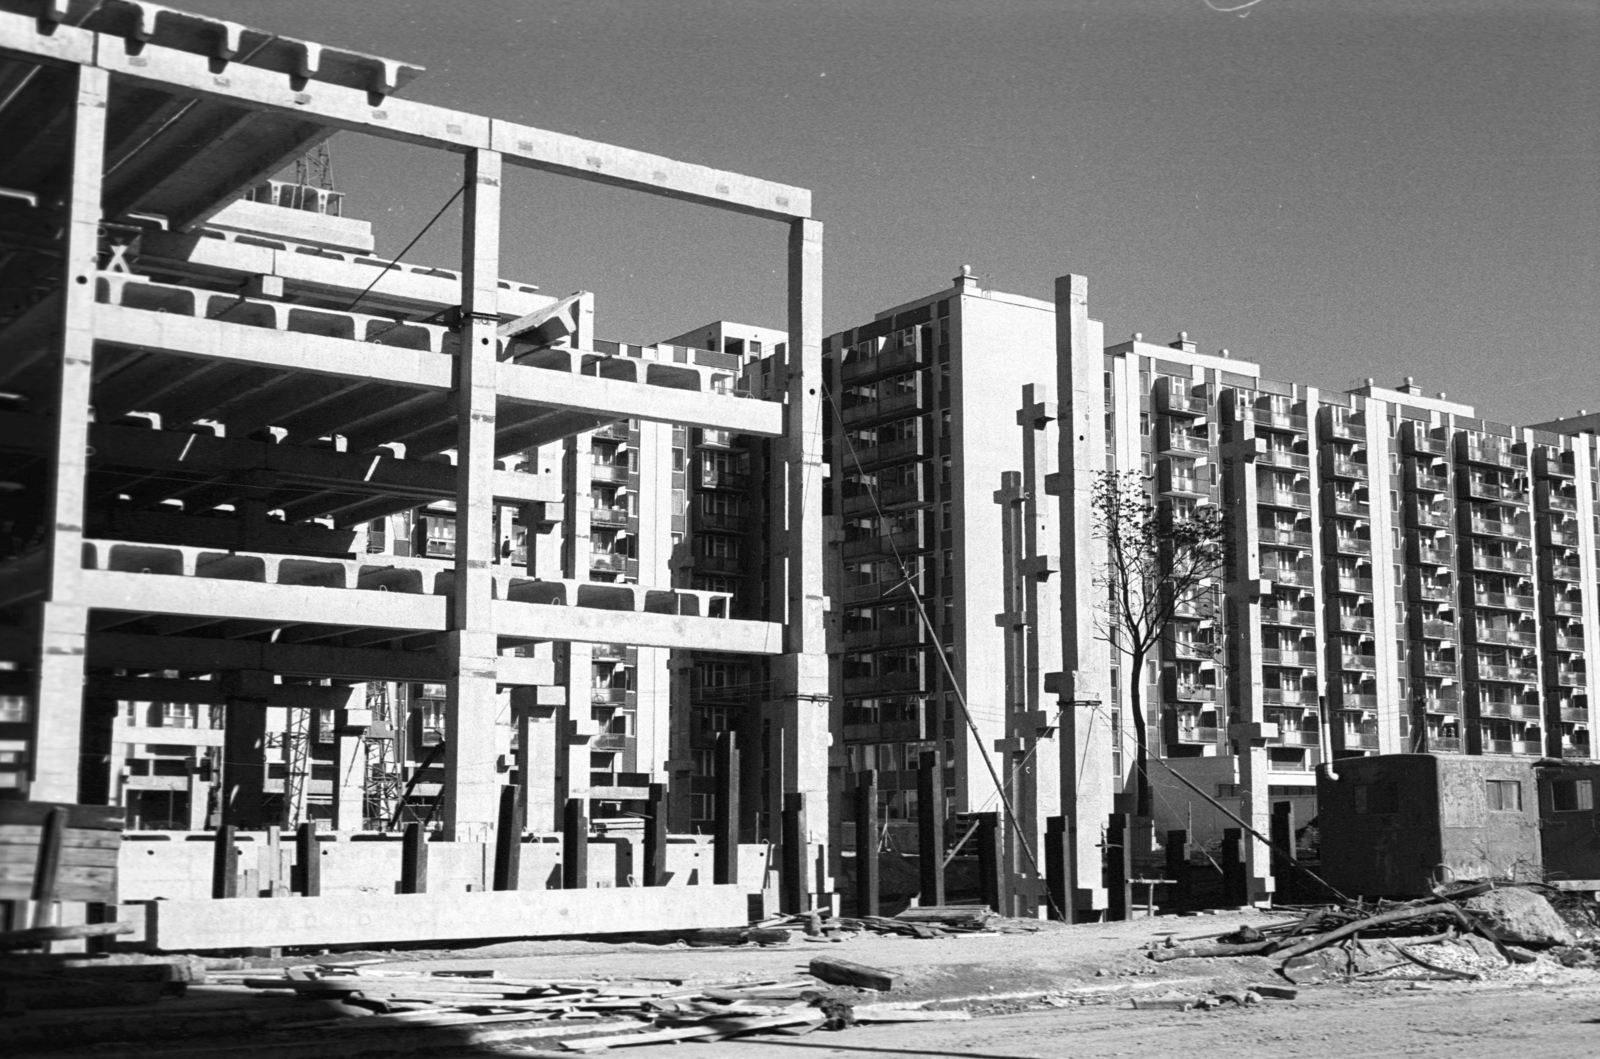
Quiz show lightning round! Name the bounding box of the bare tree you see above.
[1091,470,1226,817]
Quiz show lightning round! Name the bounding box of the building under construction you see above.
[0,0,832,947]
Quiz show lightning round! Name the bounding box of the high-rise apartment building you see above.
[823,271,1598,912]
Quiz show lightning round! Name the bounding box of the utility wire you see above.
[342,185,465,315]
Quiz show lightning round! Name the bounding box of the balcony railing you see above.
[1330,497,1371,518]
[1262,565,1314,586]
[1408,432,1449,455]
[1411,471,1449,493]
[1550,669,1586,687]
[589,552,629,573]
[1420,620,1457,640]
[1176,726,1221,744]
[1159,390,1208,416]
[1326,418,1367,440]
[1339,614,1376,633]
[1325,458,1369,480]
[1553,634,1586,653]
[590,688,630,706]
[1261,648,1318,668]
[1343,654,1378,672]
[1462,479,1528,505]
[1462,444,1527,470]
[1471,553,1533,575]
[1257,446,1311,471]
[1534,450,1576,479]
[1473,626,1538,647]
[1162,431,1211,457]
[1172,684,1219,702]
[1474,592,1536,612]
[1477,663,1539,683]
[590,505,634,526]
[1545,598,1584,617]
[1275,728,1321,747]
[1339,692,1379,710]
[1541,526,1580,547]
[1263,607,1317,628]
[1414,508,1453,529]
[1417,581,1455,602]
[1350,732,1381,749]
[1560,706,1590,724]
[1422,698,1460,715]
[1563,745,1592,760]
[1260,489,1313,511]
[1337,576,1375,595]
[1332,536,1372,556]
[1250,408,1308,432]
[1421,659,1457,677]
[1540,490,1578,513]
[1415,545,1453,566]
[700,467,751,491]
[1468,517,1526,540]
[1263,688,1315,706]
[1544,561,1583,583]
[1262,528,1314,549]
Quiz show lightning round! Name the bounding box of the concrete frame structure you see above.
[0,0,829,909]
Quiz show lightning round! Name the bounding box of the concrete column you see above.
[634,419,674,780]
[333,733,365,831]
[772,218,832,897]
[1053,274,1111,918]
[222,672,273,830]
[561,643,597,806]
[443,148,503,842]
[512,688,561,831]
[27,67,107,802]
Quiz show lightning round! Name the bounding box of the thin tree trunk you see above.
[1128,651,1151,818]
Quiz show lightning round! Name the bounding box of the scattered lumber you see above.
[808,956,901,992]
[0,921,135,950]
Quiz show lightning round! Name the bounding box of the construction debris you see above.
[1144,884,1572,982]
[808,956,901,992]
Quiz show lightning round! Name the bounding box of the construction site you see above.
[2,2,1599,1056]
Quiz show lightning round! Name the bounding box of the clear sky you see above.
[178,0,1596,428]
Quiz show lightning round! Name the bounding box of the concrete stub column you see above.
[222,671,273,830]
[27,66,107,802]
[443,148,503,843]
[511,685,562,832]
[332,686,368,832]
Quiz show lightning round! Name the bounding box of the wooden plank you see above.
[0,920,134,949]
[561,1013,823,1051]
[0,863,117,903]
[807,956,900,992]
[0,825,122,850]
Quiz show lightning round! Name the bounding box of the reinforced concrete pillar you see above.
[332,728,365,833]
[1053,274,1112,918]
[443,147,503,843]
[27,66,107,802]
[512,688,561,832]
[560,643,596,808]
[772,217,833,899]
[222,671,272,830]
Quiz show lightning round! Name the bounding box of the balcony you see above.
[1468,517,1526,540]
[1329,496,1371,518]
[1474,591,1536,612]
[1538,486,1578,513]
[1560,706,1590,724]
[1343,654,1378,672]
[1544,597,1584,618]
[1259,489,1312,511]
[1540,525,1580,548]
[589,462,631,484]
[589,552,629,574]
[1250,408,1309,433]
[1413,508,1453,530]
[1259,447,1311,471]
[1417,581,1455,602]
[1172,684,1219,703]
[840,341,928,384]
[1263,688,1316,706]
[1326,418,1368,441]
[1324,457,1369,480]
[841,386,927,428]
[1175,726,1221,745]
[589,505,634,527]
[592,643,629,662]
[693,553,743,575]
[842,670,926,697]
[1419,620,1456,640]
[1423,698,1460,716]
[591,733,631,752]
[1350,732,1381,749]
[1461,443,1527,470]
[1263,607,1317,628]
[1553,634,1586,653]
[1461,479,1528,505]
[1160,471,1210,499]
[1410,471,1450,494]
[1337,576,1375,595]
[1542,559,1583,583]
[590,688,630,707]
[1406,432,1449,456]
[843,622,927,650]
[1549,668,1586,688]
[1261,648,1318,668]
[696,509,745,532]
[1262,565,1314,587]
[855,433,926,466]
[1157,389,1208,417]
[700,466,751,491]
[1477,663,1539,683]
[1331,535,1372,556]
[840,528,925,561]
[1512,741,1545,756]
[1470,553,1533,576]
[1431,736,1464,752]
[1275,728,1321,747]
[1339,613,1376,633]
[593,422,631,441]
[1535,449,1577,480]
[1421,659,1457,677]
[1158,421,1211,456]
[1261,528,1314,549]
[1414,544,1453,566]
[1473,626,1538,647]
[1563,745,1593,760]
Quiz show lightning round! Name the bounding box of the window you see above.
[691,749,714,777]
[1215,783,1238,798]
[1485,779,1523,812]
[1549,779,1593,813]
[690,794,712,822]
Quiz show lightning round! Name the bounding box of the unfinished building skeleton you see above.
[0,0,834,939]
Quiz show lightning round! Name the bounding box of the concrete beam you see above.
[117,725,227,747]
[88,633,451,683]
[497,360,783,438]
[492,600,784,655]
[0,15,813,221]
[136,884,750,950]
[79,569,449,631]
[94,304,453,390]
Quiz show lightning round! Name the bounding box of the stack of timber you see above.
[2,962,966,1057]
[0,801,124,938]
[747,905,1022,943]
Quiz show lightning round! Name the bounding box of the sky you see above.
[176,0,1596,428]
